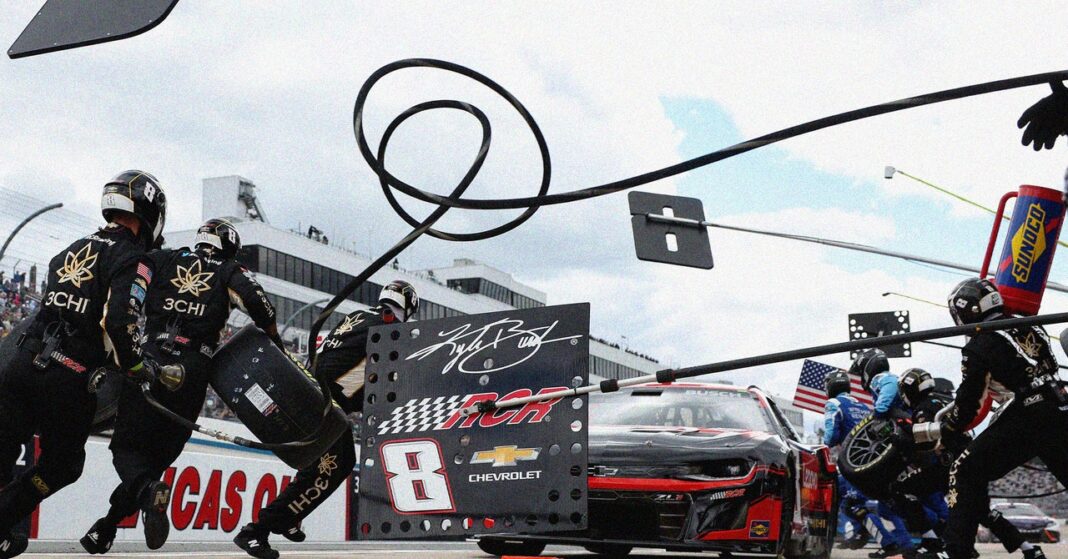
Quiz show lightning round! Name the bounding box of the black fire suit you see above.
[890,393,1025,551]
[101,247,277,525]
[249,308,388,534]
[943,324,1068,559]
[0,224,149,535]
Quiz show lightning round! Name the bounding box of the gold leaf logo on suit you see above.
[57,244,98,288]
[170,260,214,297]
[334,313,365,336]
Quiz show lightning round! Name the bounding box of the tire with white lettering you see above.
[836,415,907,500]
[583,543,632,556]
[476,538,546,557]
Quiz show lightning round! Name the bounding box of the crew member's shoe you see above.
[140,481,171,550]
[844,529,871,550]
[870,543,903,558]
[280,524,306,542]
[234,524,280,559]
[1023,546,1047,559]
[0,532,27,558]
[904,537,945,559]
[80,517,117,554]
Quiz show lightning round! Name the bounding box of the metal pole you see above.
[644,213,1068,295]
[0,202,62,267]
[280,297,331,338]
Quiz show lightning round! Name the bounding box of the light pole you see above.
[0,202,63,268]
[280,297,332,339]
[885,165,1068,250]
[885,166,1008,220]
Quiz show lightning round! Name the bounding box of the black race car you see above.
[478,383,837,557]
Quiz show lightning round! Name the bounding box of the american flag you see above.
[793,359,873,414]
[137,262,152,283]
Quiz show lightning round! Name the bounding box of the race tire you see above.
[476,538,546,557]
[836,415,909,500]
[583,544,632,557]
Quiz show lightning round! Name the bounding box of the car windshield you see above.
[590,387,775,432]
[995,503,1045,517]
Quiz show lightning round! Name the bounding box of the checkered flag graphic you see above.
[376,395,466,435]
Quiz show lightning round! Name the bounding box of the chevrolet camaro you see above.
[478,383,837,557]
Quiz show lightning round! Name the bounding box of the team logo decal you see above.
[171,260,214,296]
[749,520,771,538]
[470,446,541,467]
[334,313,365,336]
[375,387,565,435]
[1010,202,1046,284]
[57,244,98,288]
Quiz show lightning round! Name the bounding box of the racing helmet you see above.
[824,369,852,399]
[101,170,167,246]
[379,280,419,322]
[195,218,241,259]
[898,367,936,408]
[849,348,889,393]
[947,277,1004,325]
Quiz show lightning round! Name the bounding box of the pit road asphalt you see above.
[16,541,1053,558]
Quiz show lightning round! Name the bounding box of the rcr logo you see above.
[163,298,207,316]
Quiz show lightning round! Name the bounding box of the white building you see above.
[169,176,662,380]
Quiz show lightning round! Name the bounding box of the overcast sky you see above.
[3,2,1068,408]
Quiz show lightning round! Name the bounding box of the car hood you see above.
[1006,516,1057,530]
[588,425,789,465]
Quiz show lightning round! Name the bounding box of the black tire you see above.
[836,415,909,499]
[583,544,633,557]
[476,538,546,557]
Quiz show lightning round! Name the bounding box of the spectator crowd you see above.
[991,460,1068,517]
[0,272,39,339]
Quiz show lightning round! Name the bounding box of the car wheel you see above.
[476,538,546,557]
[583,544,632,557]
[836,415,908,499]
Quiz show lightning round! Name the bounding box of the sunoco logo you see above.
[1011,203,1047,283]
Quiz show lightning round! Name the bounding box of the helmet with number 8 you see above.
[194,218,241,259]
[850,348,890,393]
[379,280,419,322]
[898,367,936,408]
[947,277,1004,326]
[101,170,167,247]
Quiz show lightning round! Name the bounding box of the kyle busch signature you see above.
[406,318,582,375]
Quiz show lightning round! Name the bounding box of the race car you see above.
[977,502,1061,544]
[478,383,837,557]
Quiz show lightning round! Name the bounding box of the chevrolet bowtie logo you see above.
[470,446,541,467]
[57,244,98,288]
[171,260,214,296]
[334,313,365,336]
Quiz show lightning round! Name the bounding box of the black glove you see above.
[891,417,914,449]
[1017,81,1068,151]
[940,423,970,455]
